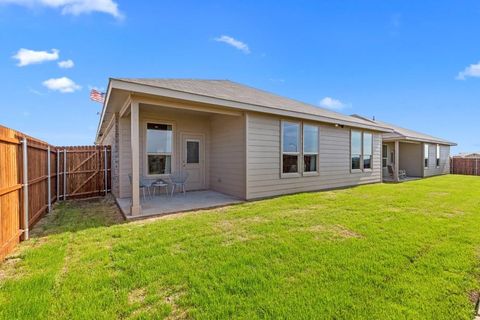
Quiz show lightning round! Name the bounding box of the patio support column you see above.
[130,100,141,216]
[394,140,400,182]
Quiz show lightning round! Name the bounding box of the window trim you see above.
[424,143,429,169]
[362,132,373,172]
[280,120,301,178]
[382,144,388,168]
[350,129,374,173]
[350,130,363,173]
[436,144,440,168]
[143,119,176,178]
[302,123,319,176]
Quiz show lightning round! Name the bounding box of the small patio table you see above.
[151,179,170,196]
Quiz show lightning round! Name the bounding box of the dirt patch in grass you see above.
[29,195,124,238]
[214,216,269,245]
[128,288,147,305]
[302,224,363,240]
[428,192,450,197]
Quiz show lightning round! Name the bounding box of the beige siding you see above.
[209,114,246,198]
[118,115,132,198]
[246,113,382,199]
[138,105,211,188]
[399,143,423,177]
[118,105,212,198]
[424,143,450,177]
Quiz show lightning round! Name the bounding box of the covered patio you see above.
[116,190,242,219]
[382,139,424,182]
[105,81,247,218]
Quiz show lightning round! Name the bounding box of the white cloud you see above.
[456,61,480,80]
[0,0,123,19]
[58,59,74,68]
[214,35,250,54]
[28,88,46,95]
[12,48,59,66]
[42,77,81,93]
[319,97,346,110]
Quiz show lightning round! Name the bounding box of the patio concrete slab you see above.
[116,190,243,219]
[383,176,422,183]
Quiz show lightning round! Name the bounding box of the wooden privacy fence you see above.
[0,125,110,261]
[450,157,480,176]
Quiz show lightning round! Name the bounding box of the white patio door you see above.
[181,133,205,191]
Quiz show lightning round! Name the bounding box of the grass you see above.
[1,175,480,319]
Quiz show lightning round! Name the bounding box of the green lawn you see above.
[1,175,480,319]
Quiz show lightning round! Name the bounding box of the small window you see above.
[382,145,388,168]
[424,144,429,168]
[303,125,318,173]
[187,140,200,164]
[351,131,362,170]
[282,121,300,174]
[363,133,373,169]
[436,144,440,167]
[146,123,172,175]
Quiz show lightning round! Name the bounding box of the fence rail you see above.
[0,125,110,261]
[450,157,480,176]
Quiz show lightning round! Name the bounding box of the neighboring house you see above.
[351,115,456,181]
[95,79,454,216]
[454,152,480,158]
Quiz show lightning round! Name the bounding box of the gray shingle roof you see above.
[114,78,391,130]
[351,114,456,146]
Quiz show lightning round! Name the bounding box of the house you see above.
[95,78,454,217]
[453,152,480,158]
[351,115,456,182]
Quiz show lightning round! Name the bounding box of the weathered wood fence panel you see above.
[450,157,480,176]
[0,125,110,261]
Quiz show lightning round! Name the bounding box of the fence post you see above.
[104,146,108,195]
[22,138,29,240]
[476,157,478,176]
[63,149,67,200]
[57,149,60,200]
[47,146,51,212]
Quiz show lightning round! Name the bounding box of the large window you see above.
[303,125,318,173]
[146,123,172,175]
[282,121,300,174]
[424,144,429,168]
[382,145,388,168]
[436,144,440,167]
[351,131,362,170]
[363,133,373,169]
[351,131,374,171]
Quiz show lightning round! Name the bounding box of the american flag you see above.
[90,89,105,104]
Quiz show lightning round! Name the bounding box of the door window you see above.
[186,140,200,164]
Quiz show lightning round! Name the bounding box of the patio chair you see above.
[168,171,189,196]
[128,174,151,200]
[387,165,407,180]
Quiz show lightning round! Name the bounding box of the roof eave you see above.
[107,78,392,133]
[383,135,457,146]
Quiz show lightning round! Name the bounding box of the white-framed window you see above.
[363,133,373,170]
[146,123,173,175]
[436,144,440,167]
[281,121,300,175]
[303,124,319,174]
[351,130,373,172]
[424,144,429,168]
[382,145,388,168]
[351,130,362,170]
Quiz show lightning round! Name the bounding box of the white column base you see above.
[131,204,142,216]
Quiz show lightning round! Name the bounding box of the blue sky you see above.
[0,1,479,153]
